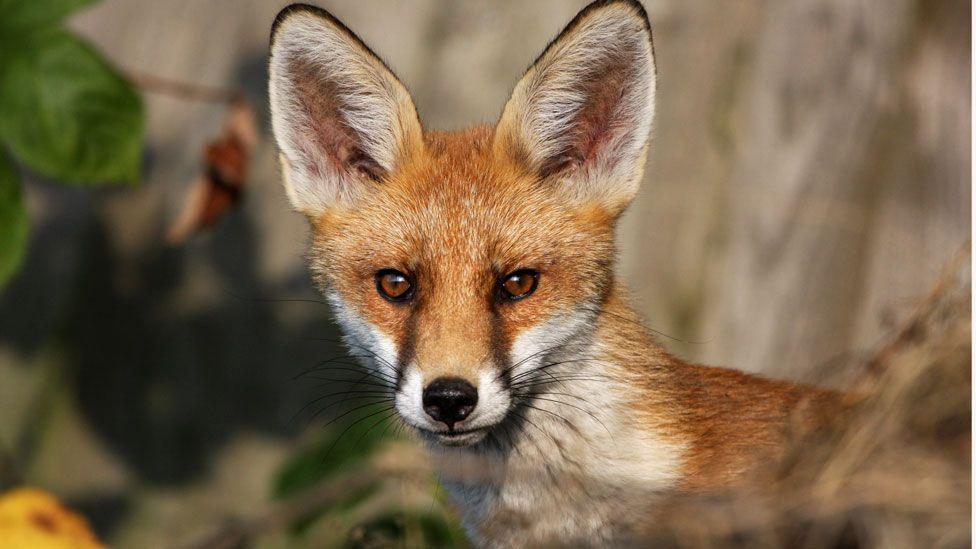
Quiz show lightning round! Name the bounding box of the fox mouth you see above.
[419,426,491,447]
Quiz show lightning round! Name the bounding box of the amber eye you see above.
[499,269,539,301]
[376,269,414,302]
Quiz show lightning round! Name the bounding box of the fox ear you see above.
[269,4,423,216]
[494,0,656,213]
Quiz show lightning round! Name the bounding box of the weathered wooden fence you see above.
[0,0,968,545]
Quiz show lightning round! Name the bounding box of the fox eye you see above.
[376,269,414,302]
[499,269,539,301]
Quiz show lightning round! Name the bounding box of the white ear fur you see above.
[268,5,422,216]
[494,0,656,212]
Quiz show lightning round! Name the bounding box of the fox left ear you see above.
[494,0,656,214]
[268,4,423,217]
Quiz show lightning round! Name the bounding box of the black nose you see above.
[422,377,478,429]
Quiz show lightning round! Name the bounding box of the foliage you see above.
[0,153,27,286]
[272,404,467,547]
[273,403,393,500]
[0,0,98,32]
[0,0,144,288]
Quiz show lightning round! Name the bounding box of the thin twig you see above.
[126,70,242,104]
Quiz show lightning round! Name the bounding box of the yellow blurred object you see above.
[0,488,105,549]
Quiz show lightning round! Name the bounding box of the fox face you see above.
[269,0,656,448]
[308,131,620,446]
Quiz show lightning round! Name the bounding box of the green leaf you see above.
[273,402,393,499]
[0,151,28,288]
[291,482,380,537]
[0,29,144,185]
[0,0,98,34]
[345,512,469,548]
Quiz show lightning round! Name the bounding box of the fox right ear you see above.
[268,4,423,216]
[494,0,656,215]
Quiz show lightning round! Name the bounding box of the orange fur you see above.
[309,127,617,382]
[269,1,846,545]
[592,292,843,491]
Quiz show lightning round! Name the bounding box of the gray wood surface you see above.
[0,0,967,545]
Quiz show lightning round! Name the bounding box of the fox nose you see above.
[422,377,478,429]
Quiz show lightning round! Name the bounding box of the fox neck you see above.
[427,285,687,543]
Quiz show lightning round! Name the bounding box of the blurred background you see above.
[0,0,969,546]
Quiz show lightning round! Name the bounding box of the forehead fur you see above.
[312,125,616,277]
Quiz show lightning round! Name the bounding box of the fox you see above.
[268,0,843,546]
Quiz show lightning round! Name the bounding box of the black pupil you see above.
[503,272,536,298]
[381,272,409,298]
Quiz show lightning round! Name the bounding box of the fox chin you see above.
[268,1,842,546]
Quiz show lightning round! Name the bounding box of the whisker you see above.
[313,398,396,431]
[293,362,398,384]
[318,405,397,470]
[579,304,711,344]
[517,402,575,429]
[509,356,601,384]
[305,337,400,372]
[511,379,614,391]
[290,356,368,381]
[325,367,397,421]
[497,422,519,454]
[292,386,393,418]
[308,389,396,399]
[377,413,402,442]
[496,341,577,381]
[393,420,407,439]
[301,364,398,384]
[510,374,616,391]
[521,394,613,440]
[512,359,589,388]
[510,358,594,382]
[350,409,400,449]
[506,409,559,449]
[306,377,394,389]
[222,289,330,307]
[302,394,394,426]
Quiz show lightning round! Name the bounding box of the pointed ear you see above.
[269,4,423,216]
[494,0,656,214]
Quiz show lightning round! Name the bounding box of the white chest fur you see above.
[429,376,685,548]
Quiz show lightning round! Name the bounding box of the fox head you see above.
[269,0,656,448]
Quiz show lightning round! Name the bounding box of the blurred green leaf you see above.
[273,403,394,499]
[345,511,468,548]
[0,151,28,288]
[290,482,380,538]
[0,29,144,184]
[330,483,381,515]
[0,0,98,34]
[272,403,469,546]
[411,512,468,547]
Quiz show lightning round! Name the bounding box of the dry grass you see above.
[638,248,971,549]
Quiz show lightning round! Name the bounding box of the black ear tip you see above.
[578,0,652,34]
[267,2,400,80]
[270,3,342,46]
[577,0,654,63]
